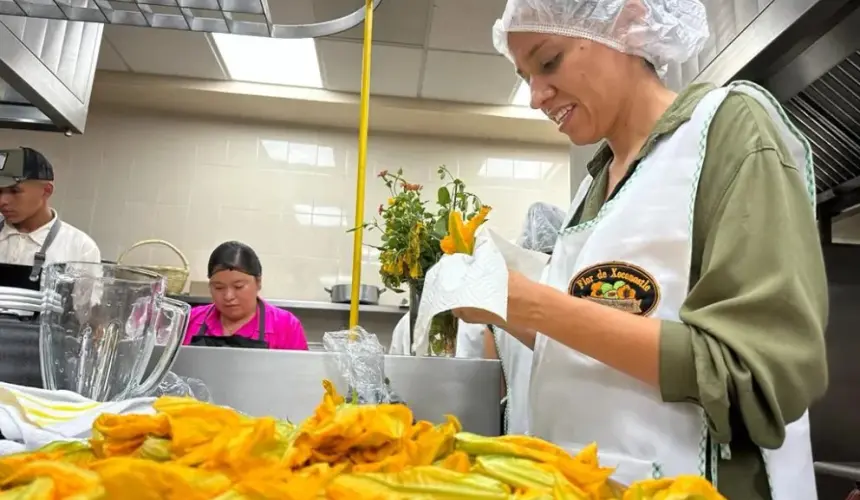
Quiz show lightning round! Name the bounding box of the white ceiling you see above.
[96,0,523,106]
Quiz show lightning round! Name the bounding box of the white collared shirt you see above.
[0,210,100,266]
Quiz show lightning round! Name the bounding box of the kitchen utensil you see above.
[39,262,190,402]
[0,287,42,298]
[0,296,40,307]
[0,294,42,305]
[118,239,190,295]
[0,301,39,315]
[324,283,385,305]
[0,290,62,317]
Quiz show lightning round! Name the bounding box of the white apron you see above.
[493,326,533,435]
[530,82,817,499]
[389,313,411,355]
[455,322,487,359]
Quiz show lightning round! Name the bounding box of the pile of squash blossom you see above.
[0,380,725,499]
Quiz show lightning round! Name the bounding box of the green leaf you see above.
[437,186,451,206]
[433,217,447,237]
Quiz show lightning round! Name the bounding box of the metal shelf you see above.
[169,295,408,316]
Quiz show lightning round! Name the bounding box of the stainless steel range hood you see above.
[0,0,383,134]
[569,0,860,217]
[0,16,102,133]
[690,0,860,217]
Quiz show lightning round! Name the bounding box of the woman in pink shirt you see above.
[184,241,308,350]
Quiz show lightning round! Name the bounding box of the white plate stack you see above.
[0,287,61,318]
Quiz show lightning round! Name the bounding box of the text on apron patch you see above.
[568,261,660,316]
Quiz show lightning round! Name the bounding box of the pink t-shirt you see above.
[184,300,308,350]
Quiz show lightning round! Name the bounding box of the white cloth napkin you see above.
[0,383,155,454]
[411,227,551,356]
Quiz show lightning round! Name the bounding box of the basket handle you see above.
[117,239,190,271]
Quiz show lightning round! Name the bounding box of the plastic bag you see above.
[149,371,213,402]
[322,327,405,405]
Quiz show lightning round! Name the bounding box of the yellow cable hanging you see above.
[348,0,374,331]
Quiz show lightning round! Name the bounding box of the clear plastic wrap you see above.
[323,327,405,405]
[149,371,213,402]
[492,0,709,74]
[516,202,566,253]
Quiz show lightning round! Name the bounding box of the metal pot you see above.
[324,284,385,305]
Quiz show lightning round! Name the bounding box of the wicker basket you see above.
[118,239,190,295]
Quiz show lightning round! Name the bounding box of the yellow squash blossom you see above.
[455,434,615,492]
[440,206,492,255]
[436,451,471,473]
[1,461,104,499]
[623,475,724,500]
[91,413,170,458]
[223,463,343,500]
[92,457,232,500]
[326,466,512,499]
[0,379,728,500]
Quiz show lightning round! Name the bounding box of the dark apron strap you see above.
[30,219,61,281]
[196,300,266,339]
[195,305,212,336]
[0,217,62,282]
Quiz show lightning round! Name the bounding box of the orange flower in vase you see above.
[440,206,492,256]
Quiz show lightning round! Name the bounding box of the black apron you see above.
[190,300,269,349]
[0,218,61,389]
[0,218,62,289]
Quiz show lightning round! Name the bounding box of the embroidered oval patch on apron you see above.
[567,261,660,316]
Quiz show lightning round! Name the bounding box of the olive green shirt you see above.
[574,83,829,499]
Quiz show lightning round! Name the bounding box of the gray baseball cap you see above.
[0,147,54,188]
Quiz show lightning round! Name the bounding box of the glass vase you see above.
[428,310,458,357]
[408,279,458,357]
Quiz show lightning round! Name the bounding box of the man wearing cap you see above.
[0,147,100,284]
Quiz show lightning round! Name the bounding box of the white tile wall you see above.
[0,106,570,307]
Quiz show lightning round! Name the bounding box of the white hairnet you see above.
[516,202,566,253]
[492,0,709,73]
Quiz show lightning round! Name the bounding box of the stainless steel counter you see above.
[156,346,502,436]
[815,461,860,482]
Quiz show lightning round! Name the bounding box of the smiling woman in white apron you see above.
[455,0,829,498]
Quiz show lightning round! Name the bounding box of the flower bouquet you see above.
[353,166,490,356]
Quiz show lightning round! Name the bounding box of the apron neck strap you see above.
[256,300,265,340]
[30,218,61,281]
[0,216,62,282]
